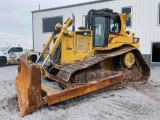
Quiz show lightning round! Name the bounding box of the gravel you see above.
[0,65,160,120]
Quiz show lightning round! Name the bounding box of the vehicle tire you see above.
[30,55,37,63]
[0,58,6,67]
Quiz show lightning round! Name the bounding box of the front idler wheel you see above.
[121,52,135,69]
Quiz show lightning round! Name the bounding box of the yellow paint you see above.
[7,60,18,63]
[49,18,73,55]
[123,52,135,68]
[61,34,93,64]
[44,53,48,59]
[60,30,139,65]
[108,35,117,44]
[94,43,139,51]
[119,13,132,36]
[130,43,140,49]
[44,14,140,67]
[117,36,132,43]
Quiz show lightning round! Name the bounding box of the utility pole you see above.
[25,36,27,49]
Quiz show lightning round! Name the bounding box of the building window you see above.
[152,42,160,63]
[43,16,63,33]
[122,7,132,27]
[158,3,160,25]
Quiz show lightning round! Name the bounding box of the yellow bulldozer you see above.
[15,8,150,117]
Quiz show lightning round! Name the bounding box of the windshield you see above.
[0,47,9,52]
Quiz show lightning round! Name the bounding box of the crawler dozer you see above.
[15,8,150,117]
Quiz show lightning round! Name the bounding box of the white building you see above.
[32,0,160,67]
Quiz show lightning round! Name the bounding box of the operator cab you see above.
[85,8,121,47]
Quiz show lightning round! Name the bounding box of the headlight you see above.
[133,38,139,43]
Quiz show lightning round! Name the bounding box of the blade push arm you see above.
[49,18,73,55]
[35,33,55,63]
[42,18,73,67]
[119,13,132,36]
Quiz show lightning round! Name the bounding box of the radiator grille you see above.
[77,37,91,52]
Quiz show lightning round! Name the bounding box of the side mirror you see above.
[8,49,11,54]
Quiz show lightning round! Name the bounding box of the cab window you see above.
[8,47,23,53]
[17,47,23,52]
[110,19,120,33]
[94,17,106,46]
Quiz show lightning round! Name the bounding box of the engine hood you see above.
[0,51,5,56]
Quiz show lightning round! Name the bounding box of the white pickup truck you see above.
[0,46,39,67]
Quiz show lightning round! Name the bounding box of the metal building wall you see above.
[32,0,160,66]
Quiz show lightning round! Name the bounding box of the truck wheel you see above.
[30,55,37,63]
[0,58,6,67]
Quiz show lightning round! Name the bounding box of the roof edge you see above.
[32,0,114,13]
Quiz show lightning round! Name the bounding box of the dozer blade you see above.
[15,55,125,118]
[14,47,150,118]
[15,55,42,117]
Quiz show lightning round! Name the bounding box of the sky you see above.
[0,0,97,49]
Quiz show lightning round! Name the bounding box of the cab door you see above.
[7,47,23,61]
[93,16,110,47]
